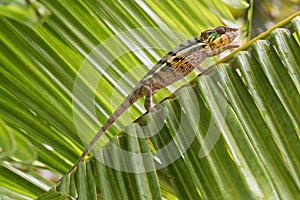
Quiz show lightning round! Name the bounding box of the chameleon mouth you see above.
[223,28,239,43]
[228,27,239,39]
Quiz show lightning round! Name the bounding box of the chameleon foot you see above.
[148,106,157,112]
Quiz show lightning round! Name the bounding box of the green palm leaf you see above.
[55,15,300,199]
[0,0,300,199]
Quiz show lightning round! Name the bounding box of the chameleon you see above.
[68,26,239,173]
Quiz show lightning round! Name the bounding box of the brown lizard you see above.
[68,26,239,173]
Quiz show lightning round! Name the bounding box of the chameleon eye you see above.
[205,32,219,44]
[210,32,219,40]
[215,26,226,34]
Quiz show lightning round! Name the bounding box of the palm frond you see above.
[1,0,300,199]
[49,14,300,199]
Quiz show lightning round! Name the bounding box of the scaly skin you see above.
[68,26,239,173]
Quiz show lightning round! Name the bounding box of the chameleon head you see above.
[200,26,239,50]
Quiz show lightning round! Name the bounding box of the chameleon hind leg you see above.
[141,85,157,112]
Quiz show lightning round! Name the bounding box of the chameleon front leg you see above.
[197,65,206,72]
[197,44,238,73]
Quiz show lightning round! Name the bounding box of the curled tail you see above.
[67,95,135,174]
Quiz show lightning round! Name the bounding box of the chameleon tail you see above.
[67,97,133,174]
